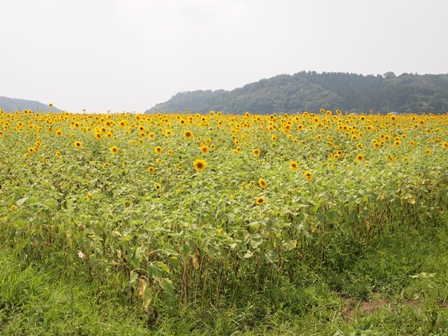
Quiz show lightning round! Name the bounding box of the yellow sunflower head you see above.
[255,196,265,205]
[200,145,209,154]
[193,159,207,172]
[184,130,194,139]
[303,171,312,182]
[154,146,162,154]
[110,146,119,154]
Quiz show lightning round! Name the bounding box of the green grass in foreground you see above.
[1,217,447,335]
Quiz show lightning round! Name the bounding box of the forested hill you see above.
[0,96,62,113]
[145,72,448,115]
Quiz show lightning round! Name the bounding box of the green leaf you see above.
[15,219,28,230]
[131,246,145,269]
[181,243,191,257]
[264,251,275,263]
[142,287,153,309]
[282,240,297,251]
[147,263,163,281]
[250,237,263,249]
[129,270,138,286]
[155,261,170,274]
[161,247,179,256]
[159,278,174,296]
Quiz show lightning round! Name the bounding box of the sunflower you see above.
[154,183,162,190]
[184,130,194,139]
[55,151,61,156]
[255,196,265,205]
[289,161,298,170]
[425,148,431,155]
[104,162,109,168]
[303,171,312,182]
[74,141,82,148]
[253,148,261,157]
[28,147,34,153]
[193,159,207,172]
[110,146,119,154]
[258,178,267,188]
[148,166,155,173]
[442,142,448,149]
[165,129,173,136]
[200,145,209,154]
[56,129,63,136]
[95,133,102,140]
[86,193,92,200]
[154,146,162,154]
[356,154,364,161]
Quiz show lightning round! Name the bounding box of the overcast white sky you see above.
[1,0,447,113]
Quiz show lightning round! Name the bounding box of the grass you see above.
[1,213,447,335]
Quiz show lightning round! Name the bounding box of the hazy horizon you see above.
[1,0,447,113]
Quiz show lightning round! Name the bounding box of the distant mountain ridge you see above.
[0,96,62,113]
[145,71,448,115]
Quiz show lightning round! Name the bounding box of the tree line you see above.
[145,71,448,115]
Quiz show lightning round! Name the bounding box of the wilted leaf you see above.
[243,250,253,259]
[16,197,29,207]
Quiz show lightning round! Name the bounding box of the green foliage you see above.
[146,72,448,114]
[0,96,62,113]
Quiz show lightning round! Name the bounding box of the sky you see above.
[1,0,448,113]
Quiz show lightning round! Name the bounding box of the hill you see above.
[0,96,62,113]
[145,71,448,114]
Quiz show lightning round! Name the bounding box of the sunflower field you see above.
[1,108,448,333]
